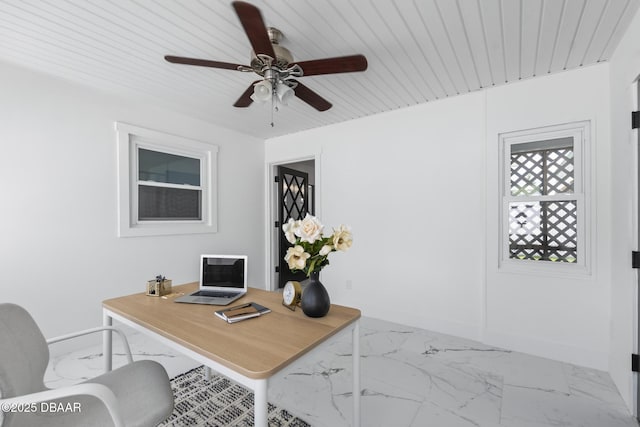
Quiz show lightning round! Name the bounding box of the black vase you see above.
[301,271,330,318]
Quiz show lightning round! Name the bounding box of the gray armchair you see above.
[0,303,174,427]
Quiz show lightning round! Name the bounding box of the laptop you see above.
[174,254,248,306]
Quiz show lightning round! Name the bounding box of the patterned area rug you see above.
[158,366,311,427]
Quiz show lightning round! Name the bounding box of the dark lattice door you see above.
[278,166,309,288]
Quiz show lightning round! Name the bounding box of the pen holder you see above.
[146,279,172,297]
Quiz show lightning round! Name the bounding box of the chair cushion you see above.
[87,360,174,427]
[6,360,174,427]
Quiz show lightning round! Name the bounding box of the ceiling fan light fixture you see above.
[251,80,272,102]
[276,82,294,105]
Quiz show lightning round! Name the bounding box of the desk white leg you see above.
[254,379,268,427]
[103,311,112,373]
[353,320,361,427]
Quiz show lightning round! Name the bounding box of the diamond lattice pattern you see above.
[509,201,577,262]
[510,148,574,196]
[509,146,577,263]
[282,173,306,222]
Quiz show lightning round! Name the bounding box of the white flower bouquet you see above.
[283,214,353,277]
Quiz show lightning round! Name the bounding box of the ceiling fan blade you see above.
[165,55,248,71]
[234,80,262,108]
[232,1,276,60]
[293,81,332,111]
[294,54,368,77]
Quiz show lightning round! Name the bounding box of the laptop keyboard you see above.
[194,290,239,298]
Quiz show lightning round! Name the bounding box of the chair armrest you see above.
[47,327,133,364]
[0,383,125,427]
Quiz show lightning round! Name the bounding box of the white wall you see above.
[608,6,640,413]
[266,64,613,371]
[0,61,265,349]
[484,65,611,370]
[267,92,487,341]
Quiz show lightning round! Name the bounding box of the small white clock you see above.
[282,281,302,310]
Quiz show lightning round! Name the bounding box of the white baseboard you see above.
[367,308,483,343]
[482,328,608,371]
[361,309,608,370]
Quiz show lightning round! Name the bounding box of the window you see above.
[137,148,202,221]
[500,121,589,271]
[116,123,218,237]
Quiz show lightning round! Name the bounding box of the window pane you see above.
[508,201,577,263]
[510,138,574,196]
[138,148,200,186]
[545,148,574,195]
[138,186,201,221]
[510,151,544,196]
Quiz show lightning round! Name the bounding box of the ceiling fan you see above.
[164,1,368,115]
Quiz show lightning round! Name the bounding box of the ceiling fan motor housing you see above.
[251,27,293,73]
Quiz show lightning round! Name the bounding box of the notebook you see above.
[174,255,248,306]
[214,302,271,323]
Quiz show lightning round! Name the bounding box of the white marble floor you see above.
[45,317,638,427]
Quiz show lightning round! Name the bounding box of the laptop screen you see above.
[201,255,246,289]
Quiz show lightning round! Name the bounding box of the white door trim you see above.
[264,154,321,291]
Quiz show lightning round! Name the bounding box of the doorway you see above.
[269,159,316,289]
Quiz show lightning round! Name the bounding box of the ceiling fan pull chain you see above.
[271,90,275,127]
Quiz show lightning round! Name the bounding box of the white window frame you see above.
[116,122,218,237]
[499,121,591,276]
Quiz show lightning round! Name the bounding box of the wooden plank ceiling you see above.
[0,0,637,139]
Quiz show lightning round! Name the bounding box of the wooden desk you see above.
[102,283,361,427]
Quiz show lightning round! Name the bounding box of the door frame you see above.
[635,77,640,419]
[265,154,321,291]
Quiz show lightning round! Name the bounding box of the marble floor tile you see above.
[563,362,632,411]
[500,384,636,427]
[44,317,638,427]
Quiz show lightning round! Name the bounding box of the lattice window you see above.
[510,148,574,196]
[501,122,588,268]
[508,145,576,262]
[508,201,577,262]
